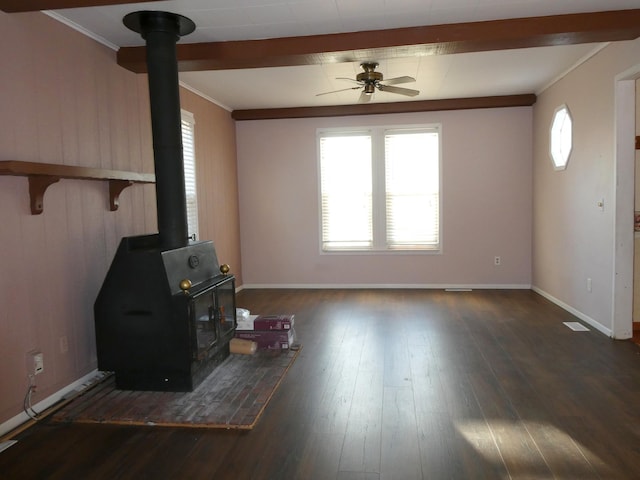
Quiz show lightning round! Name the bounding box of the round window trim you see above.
[550,104,573,171]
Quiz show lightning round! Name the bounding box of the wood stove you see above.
[95,234,235,391]
[94,11,236,392]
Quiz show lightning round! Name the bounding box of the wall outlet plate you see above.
[29,351,44,375]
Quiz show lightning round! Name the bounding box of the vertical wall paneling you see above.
[0,11,154,423]
[35,24,65,167]
[179,89,242,283]
[4,16,39,163]
[0,11,243,427]
[139,76,158,235]
[0,179,32,415]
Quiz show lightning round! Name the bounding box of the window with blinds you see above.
[319,133,373,250]
[181,110,198,240]
[385,129,440,249]
[318,126,441,253]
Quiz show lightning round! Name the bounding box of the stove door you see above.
[215,278,236,339]
[192,289,218,359]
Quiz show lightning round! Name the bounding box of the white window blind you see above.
[319,134,373,250]
[181,110,198,240]
[318,126,440,253]
[385,130,440,249]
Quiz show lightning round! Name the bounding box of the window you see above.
[319,126,441,252]
[181,110,198,240]
[550,104,572,170]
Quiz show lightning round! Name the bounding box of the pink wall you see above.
[236,108,533,287]
[532,38,640,333]
[180,89,242,283]
[0,12,240,427]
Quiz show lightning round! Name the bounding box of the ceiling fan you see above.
[317,62,419,102]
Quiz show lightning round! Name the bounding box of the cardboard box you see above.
[254,314,294,331]
[236,314,295,331]
[234,328,295,350]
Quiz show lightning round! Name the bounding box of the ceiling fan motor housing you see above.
[357,62,383,84]
[316,61,418,99]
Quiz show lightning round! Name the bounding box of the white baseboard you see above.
[531,286,612,337]
[240,283,532,290]
[0,369,103,438]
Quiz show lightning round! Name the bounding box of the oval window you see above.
[550,105,572,170]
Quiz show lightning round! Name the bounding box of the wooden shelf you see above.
[0,161,155,215]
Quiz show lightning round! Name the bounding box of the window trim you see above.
[550,104,572,171]
[317,124,442,255]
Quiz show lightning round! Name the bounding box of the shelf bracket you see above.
[1,161,155,215]
[28,175,60,215]
[109,179,135,212]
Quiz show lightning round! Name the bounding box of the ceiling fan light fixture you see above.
[316,62,418,100]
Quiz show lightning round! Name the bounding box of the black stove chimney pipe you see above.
[123,11,195,249]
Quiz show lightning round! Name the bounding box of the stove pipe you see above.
[123,11,195,249]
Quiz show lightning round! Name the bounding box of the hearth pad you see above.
[51,348,300,430]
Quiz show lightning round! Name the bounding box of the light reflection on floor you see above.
[455,419,614,479]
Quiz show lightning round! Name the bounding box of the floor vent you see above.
[563,321,590,331]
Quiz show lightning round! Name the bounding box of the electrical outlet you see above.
[59,336,68,354]
[29,351,44,376]
[494,256,501,266]
[587,277,592,293]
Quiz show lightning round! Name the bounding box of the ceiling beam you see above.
[231,94,537,121]
[0,0,155,12]
[118,9,640,73]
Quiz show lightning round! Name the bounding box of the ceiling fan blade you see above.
[335,77,362,84]
[378,85,420,97]
[382,75,416,86]
[358,91,372,103]
[316,86,361,96]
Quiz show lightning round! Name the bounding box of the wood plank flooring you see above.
[2,289,640,479]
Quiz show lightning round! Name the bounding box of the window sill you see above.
[321,248,441,255]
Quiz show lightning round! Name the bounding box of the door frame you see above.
[613,65,639,339]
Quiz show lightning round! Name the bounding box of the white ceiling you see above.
[48,0,640,111]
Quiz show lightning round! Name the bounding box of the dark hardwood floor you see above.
[2,289,640,479]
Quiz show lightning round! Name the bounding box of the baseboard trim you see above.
[241,283,532,290]
[531,286,612,337]
[0,369,103,439]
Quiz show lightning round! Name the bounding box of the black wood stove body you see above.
[94,11,236,391]
[95,234,236,391]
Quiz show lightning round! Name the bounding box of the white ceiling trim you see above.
[179,81,232,112]
[536,43,611,96]
[44,10,233,110]
[44,10,119,51]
